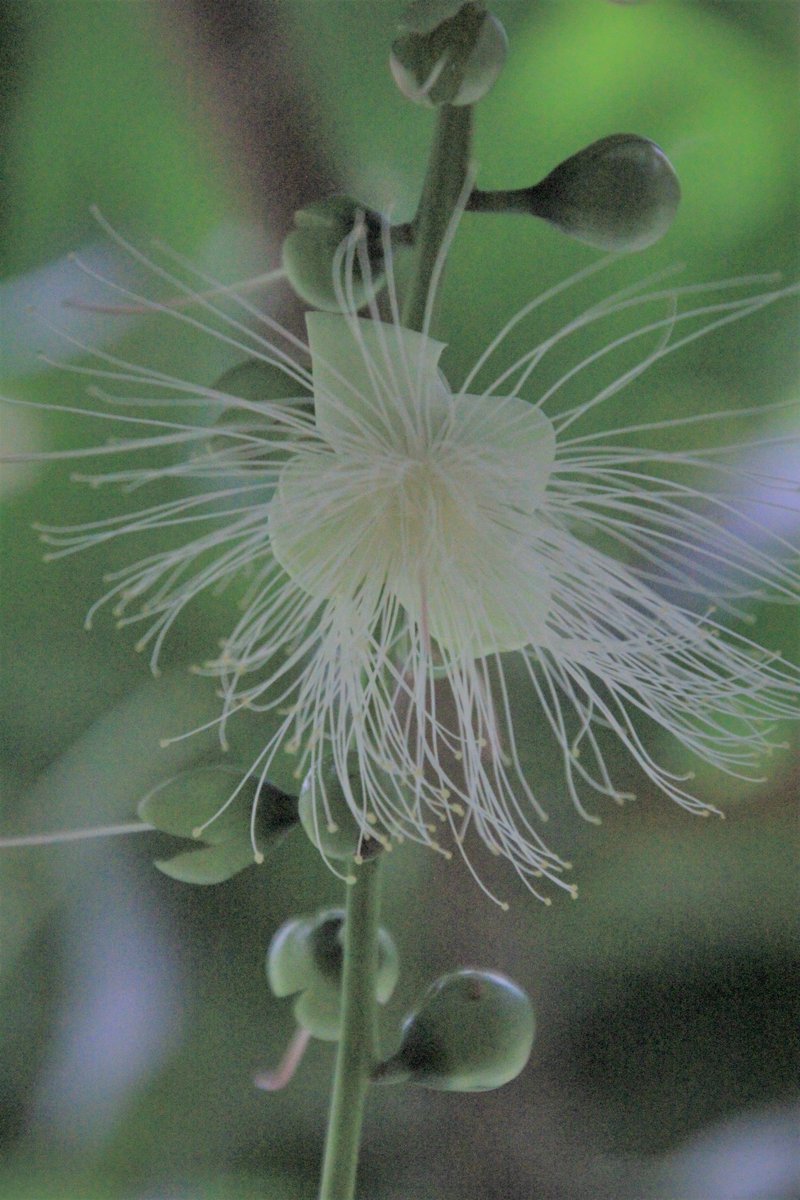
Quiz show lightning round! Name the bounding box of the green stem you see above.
[318,857,383,1200]
[402,104,474,333]
[466,185,538,215]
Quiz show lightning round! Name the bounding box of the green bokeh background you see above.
[1,3,798,1198]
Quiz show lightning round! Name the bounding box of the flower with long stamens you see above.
[13,218,799,905]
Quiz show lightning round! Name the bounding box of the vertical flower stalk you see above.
[317,857,383,1200]
[402,102,473,331]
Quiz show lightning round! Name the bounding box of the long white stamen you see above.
[0,821,154,848]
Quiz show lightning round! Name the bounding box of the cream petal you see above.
[268,452,373,600]
[307,312,449,448]
[394,389,557,656]
[448,391,557,502]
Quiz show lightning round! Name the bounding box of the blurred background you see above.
[0,2,798,1198]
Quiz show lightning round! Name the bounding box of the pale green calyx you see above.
[391,1,507,107]
[137,766,297,884]
[375,968,535,1091]
[282,196,387,312]
[469,134,681,251]
[267,910,400,1041]
[268,313,557,659]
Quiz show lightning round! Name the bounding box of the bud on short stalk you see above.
[469,134,681,251]
[375,968,535,1091]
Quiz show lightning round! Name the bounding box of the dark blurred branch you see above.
[157,0,339,243]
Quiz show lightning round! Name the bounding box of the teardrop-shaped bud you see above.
[267,909,400,1041]
[529,134,680,250]
[137,766,297,884]
[282,197,387,312]
[298,752,388,863]
[390,1,507,108]
[468,134,680,251]
[375,968,534,1091]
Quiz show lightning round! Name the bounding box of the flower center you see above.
[268,314,557,658]
[269,395,556,659]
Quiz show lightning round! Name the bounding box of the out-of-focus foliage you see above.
[1,2,797,1197]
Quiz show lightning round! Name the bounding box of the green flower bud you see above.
[390,1,507,108]
[137,766,297,884]
[202,361,312,473]
[468,134,681,252]
[267,909,400,1041]
[298,752,388,863]
[212,360,309,406]
[282,197,387,312]
[375,968,534,1091]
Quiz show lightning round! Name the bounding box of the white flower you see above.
[28,225,800,904]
